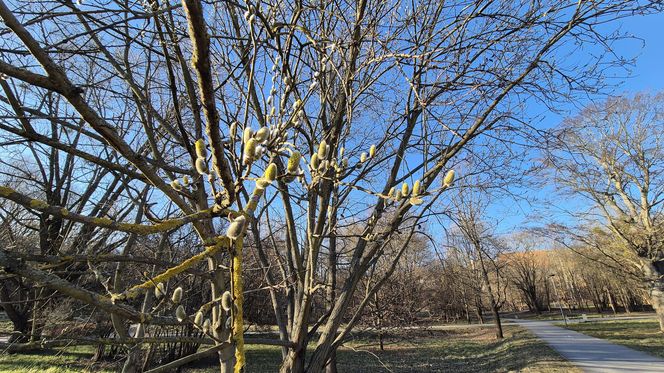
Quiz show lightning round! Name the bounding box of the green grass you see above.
[0,325,577,372]
[562,319,664,359]
[0,345,116,373]
[187,325,577,372]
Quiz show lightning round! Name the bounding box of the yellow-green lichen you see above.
[93,217,113,226]
[0,186,14,197]
[29,199,49,210]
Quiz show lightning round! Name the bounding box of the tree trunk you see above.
[491,304,503,339]
[476,303,484,324]
[644,262,664,332]
[324,350,338,373]
[0,283,30,343]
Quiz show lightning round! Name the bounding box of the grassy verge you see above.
[562,319,664,359]
[187,325,577,372]
[0,325,576,372]
[0,345,116,373]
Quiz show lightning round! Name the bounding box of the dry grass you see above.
[0,324,577,372]
[563,319,664,359]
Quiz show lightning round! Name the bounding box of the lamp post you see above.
[549,274,567,326]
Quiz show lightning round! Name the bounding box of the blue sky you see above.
[488,10,664,235]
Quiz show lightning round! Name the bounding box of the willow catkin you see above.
[230,121,238,142]
[243,127,253,144]
[195,139,207,159]
[195,157,209,175]
[175,305,186,323]
[310,153,320,170]
[202,318,211,334]
[360,152,367,163]
[255,127,270,142]
[401,182,409,196]
[221,291,233,312]
[412,180,421,196]
[194,311,203,326]
[288,151,301,173]
[182,176,191,187]
[243,138,257,165]
[154,283,165,298]
[226,215,247,240]
[317,140,329,159]
[172,286,183,304]
[264,163,278,182]
[369,144,376,158]
[443,169,455,187]
[170,179,182,191]
[387,187,395,198]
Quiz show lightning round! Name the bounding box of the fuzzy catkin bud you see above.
[387,187,395,198]
[443,170,455,187]
[243,127,253,144]
[360,152,367,163]
[369,144,376,158]
[195,139,207,159]
[264,163,278,182]
[172,287,183,304]
[243,138,257,164]
[194,311,203,326]
[203,318,211,333]
[412,180,421,196]
[182,176,191,187]
[402,182,409,196]
[230,121,238,142]
[176,305,186,322]
[154,283,165,298]
[288,151,301,173]
[226,215,246,240]
[195,158,209,175]
[170,179,182,191]
[317,140,328,159]
[221,291,233,312]
[255,127,270,142]
[310,153,320,170]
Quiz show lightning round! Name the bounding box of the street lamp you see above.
[549,274,567,326]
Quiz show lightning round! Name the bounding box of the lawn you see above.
[0,325,576,372]
[562,319,664,359]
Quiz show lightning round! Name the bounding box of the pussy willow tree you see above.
[0,0,661,372]
[545,92,664,331]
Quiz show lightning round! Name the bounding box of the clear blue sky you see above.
[488,10,664,234]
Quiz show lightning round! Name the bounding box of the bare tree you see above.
[449,192,509,339]
[545,92,664,330]
[0,0,661,372]
[504,236,550,315]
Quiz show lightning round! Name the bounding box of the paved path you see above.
[510,319,664,372]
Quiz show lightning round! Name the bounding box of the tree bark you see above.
[643,261,664,332]
[491,304,504,339]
